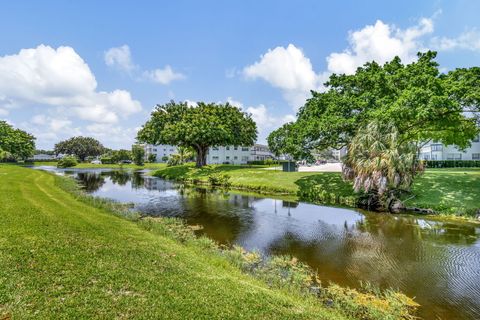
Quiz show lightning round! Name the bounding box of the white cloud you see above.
[243,44,327,108]
[242,17,439,109]
[326,18,433,74]
[104,45,136,72]
[105,45,185,85]
[226,97,295,143]
[184,99,198,107]
[431,29,480,51]
[143,65,185,85]
[0,45,142,124]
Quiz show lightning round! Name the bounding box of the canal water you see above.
[37,167,480,319]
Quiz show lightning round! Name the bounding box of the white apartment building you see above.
[143,143,274,164]
[143,144,177,162]
[206,145,253,165]
[419,134,480,160]
[207,144,274,165]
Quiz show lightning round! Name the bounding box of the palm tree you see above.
[342,121,423,209]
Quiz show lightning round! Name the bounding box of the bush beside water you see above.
[57,156,78,168]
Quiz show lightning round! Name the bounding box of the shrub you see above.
[425,160,480,168]
[100,156,114,164]
[207,173,231,187]
[161,155,169,162]
[57,156,78,168]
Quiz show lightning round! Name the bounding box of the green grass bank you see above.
[152,164,480,218]
[0,165,349,319]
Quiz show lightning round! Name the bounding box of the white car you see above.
[91,160,102,164]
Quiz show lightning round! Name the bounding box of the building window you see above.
[447,153,462,160]
[422,154,430,160]
[242,147,249,151]
[153,149,157,152]
[212,147,219,151]
[234,146,238,150]
[234,156,238,160]
[226,146,230,150]
[241,156,249,162]
[212,156,219,160]
[170,149,174,151]
[431,144,443,151]
[473,153,480,160]
[473,135,480,143]
[226,156,230,160]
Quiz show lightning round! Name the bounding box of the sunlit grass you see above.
[0,165,345,319]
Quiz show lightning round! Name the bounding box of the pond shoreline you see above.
[151,166,480,225]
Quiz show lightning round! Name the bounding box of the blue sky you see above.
[1,0,479,149]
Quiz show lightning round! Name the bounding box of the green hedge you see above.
[247,159,286,165]
[426,160,480,168]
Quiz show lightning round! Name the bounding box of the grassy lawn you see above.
[404,168,480,215]
[153,164,480,216]
[28,161,168,170]
[0,165,346,319]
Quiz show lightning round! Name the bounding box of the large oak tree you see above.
[54,136,105,161]
[137,101,257,167]
[269,51,479,159]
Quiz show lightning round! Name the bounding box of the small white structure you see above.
[251,144,274,161]
[207,146,252,165]
[143,144,177,162]
[419,135,480,160]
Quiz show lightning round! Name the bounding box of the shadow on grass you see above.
[294,173,357,206]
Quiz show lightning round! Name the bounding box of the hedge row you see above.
[425,160,480,168]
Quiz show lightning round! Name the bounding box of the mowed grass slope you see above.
[0,165,346,319]
[153,164,480,216]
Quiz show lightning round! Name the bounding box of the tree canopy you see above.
[270,51,479,159]
[0,121,35,161]
[137,101,257,167]
[54,136,104,161]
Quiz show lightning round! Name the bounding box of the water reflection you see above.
[36,167,480,320]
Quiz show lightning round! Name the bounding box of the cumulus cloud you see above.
[105,45,185,85]
[143,65,185,85]
[0,45,142,124]
[326,18,433,74]
[243,44,327,108]
[226,97,295,143]
[242,17,439,109]
[104,45,136,72]
[431,29,480,52]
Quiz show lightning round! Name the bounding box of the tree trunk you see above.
[195,145,208,167]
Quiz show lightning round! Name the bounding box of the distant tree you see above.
[137,101,257,167]
[35,149,55,155]
[111,149,132,163]
[0,121,35,161]
[148,153,157,163]
[267,122,305,160]
[131,144,145,166]
[54,136,104,161]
